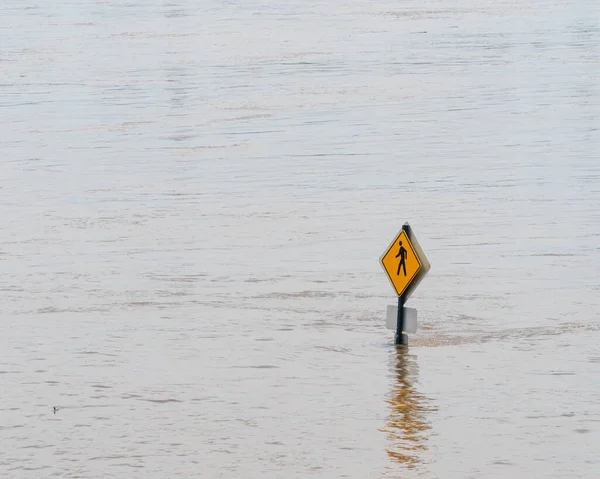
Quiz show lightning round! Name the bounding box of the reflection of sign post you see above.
[380,223,430,345]
[382,348,433,467]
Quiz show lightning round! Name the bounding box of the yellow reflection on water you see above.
[381,347,435,470]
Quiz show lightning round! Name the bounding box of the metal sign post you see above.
[396,293,406,345]
[380,222,430,346]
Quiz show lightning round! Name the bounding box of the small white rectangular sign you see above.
[386,305,417,333]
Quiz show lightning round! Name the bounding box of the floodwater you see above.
[1,0,599,477]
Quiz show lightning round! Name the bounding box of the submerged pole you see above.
[395,293,407,345]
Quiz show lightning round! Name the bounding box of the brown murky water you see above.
[1,0,599,477]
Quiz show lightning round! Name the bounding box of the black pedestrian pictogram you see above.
[396,241,407,277]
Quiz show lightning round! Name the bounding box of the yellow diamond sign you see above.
[380,229,422,297]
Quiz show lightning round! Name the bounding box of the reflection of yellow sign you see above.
[381,348,434,470]
[380,230,421,297]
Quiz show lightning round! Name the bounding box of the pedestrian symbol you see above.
[380,229,422,297]
[396,241,407,277]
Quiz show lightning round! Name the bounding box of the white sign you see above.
[386,305,418,333]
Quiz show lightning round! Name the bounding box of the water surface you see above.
[1,0,599,477]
